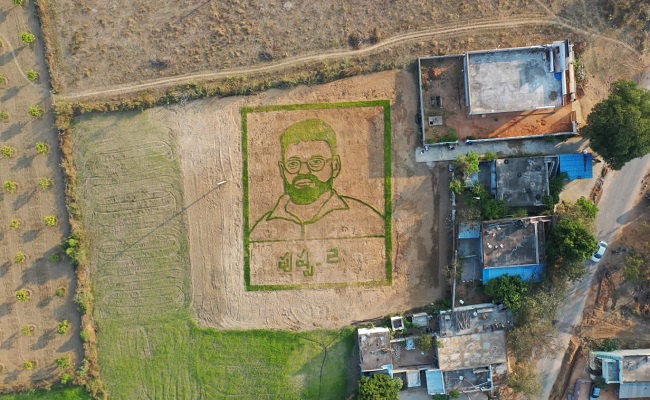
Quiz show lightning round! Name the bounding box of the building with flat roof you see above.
[465,42,571,115]
[358,327,392,374]
[493,156,558,207]
[436,303,512,395]
[590,349,650,399]
[481,217,550,284]
[417,40,576,145]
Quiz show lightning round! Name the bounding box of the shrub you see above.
[23,361,34,370]
[419,335,433,352]
[74,290,93,314]
[16,288,30,302]
[449,178,464,194]
[0,74,6,85]
[79,329,89,343]
[4,181,17,193]
[1,145,14,157]
[0,111,8,121]
[485,275,528,312]
[62,236,86,266]
[26,70,39,81]
[9,219,21,230]
[482,199,509,220]
[57,320,70,334]
[60,373,72,385]
[14,251,26,264]
[55,287,66,297]
[358,374,403,400]
[28,105,44,117]
[49,253,61,262]
[56,355,71,369]
[44,215,58,226]
[13,0,25,5]
[38,177,53,189]
[21,325,33,336]
[483,151,497,161]
[35,141,48,155]
[594,338,620,352]
[19,32,36,45]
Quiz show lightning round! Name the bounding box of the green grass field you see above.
[0,387,91,400]
[73,111,355,399]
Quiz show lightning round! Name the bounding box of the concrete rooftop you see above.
[437,331,507,370]
[482,218,548,268]
[495,156,555,207]
[622,354,650,382]
[467,47,563,114]
[439,303,513,337]
[358,327,392,372]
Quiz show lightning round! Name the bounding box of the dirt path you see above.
[54,15,640,102]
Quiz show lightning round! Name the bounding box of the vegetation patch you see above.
[242,100,392,290]
[68,110,356,399]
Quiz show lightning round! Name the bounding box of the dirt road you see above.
[538,66,650,400]
[55,16,639,102]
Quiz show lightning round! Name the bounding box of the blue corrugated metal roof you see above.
[426,369,445,395]
[482,264,545,284]
[619,382,650,399]
[558,153,593,180]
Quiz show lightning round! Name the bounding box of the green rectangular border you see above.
[242,100,392,291]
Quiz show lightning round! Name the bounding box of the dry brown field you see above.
[0,1,81,390]
[42,0,549,93]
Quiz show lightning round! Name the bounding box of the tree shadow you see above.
[0,262,9,278]
[0,333,17,350]
[0,122,22,141]
[12,189,36,211]
[3,369,18,384]
[31,328,56,351]
[0,302,13,318]
[0,86,20,102]
[11,154,35,171]
[37,295,52,308]
[22,229,39,243]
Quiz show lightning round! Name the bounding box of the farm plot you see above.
[0,0,82,390]
[148,69,444,330]
[72,111,356,399]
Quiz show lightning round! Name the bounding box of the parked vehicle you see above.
[590,385,601,399]
[591,241,608,263]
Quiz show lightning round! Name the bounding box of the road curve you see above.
[56,15,639,102]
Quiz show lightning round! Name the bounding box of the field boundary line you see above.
[55,15,640,102]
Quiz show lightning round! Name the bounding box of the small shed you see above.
[558,153,593,180]
[412,313,430,328]
[426,369,446,395]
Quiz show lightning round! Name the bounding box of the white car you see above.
[591,241,608,262]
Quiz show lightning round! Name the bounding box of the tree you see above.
[481,199,509,220]
[1,145,14,157]
[16,288,30,302]
[581,80,650,170]
[357,374,403,400]
[546,218,598,274]
[4,180,17,194]
[26,70,39,81]
[507,362,542,398]
[449,179,464,194]
[19,31,36,45]
[575,197,599,220]
[35,141,48,155]
[484,275,528,312]
[27,105,43,117]
[454,151,480,176]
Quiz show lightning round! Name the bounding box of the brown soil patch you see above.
[0,2,82,390]
[149,70,446,330]
[42,0,547,92]
[579,186,650,348]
